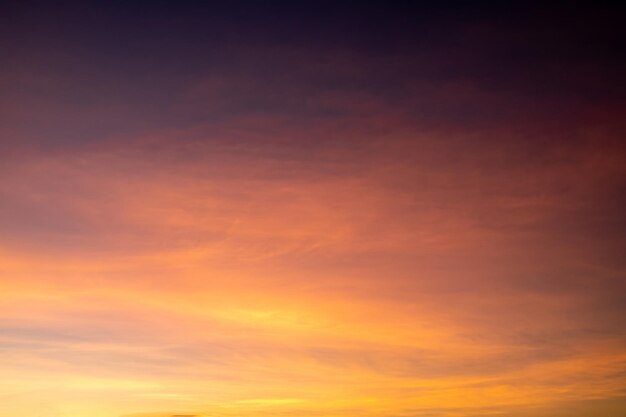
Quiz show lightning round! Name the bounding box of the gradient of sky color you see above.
[1,2,625,417]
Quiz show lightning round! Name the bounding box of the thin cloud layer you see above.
[1,2,625,417]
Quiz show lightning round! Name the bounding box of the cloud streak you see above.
[1,2,624,417]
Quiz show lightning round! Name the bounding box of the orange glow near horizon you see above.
[2,128,625,417]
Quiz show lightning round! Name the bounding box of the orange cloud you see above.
[1,118,625,417]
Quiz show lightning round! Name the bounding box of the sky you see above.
[1,2,625,417]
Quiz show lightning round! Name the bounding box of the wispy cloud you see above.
[1,3,624,416]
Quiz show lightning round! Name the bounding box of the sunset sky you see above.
[1,2,625,417]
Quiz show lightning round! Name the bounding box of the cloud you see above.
[0,4,625,416]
